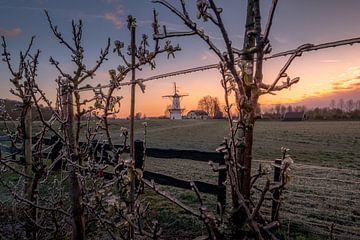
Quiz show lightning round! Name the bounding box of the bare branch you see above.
[142,179,201,218]
[79,38,111,84]
[266,43,312,92]
[45,10,76,53]
[263,0,278,44]
[152,0,223,60]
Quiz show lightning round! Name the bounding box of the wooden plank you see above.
[145,148,223,163]
[144,171,218,195]
[34,138,224,163]
[103,170,218,195]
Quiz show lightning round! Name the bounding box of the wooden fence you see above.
[0,135,284,217]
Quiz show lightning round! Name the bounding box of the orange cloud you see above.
[260,65,360,107]
[0,27,22,37]
[299,76,360,101]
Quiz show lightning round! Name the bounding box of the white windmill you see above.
[162,83,188,120]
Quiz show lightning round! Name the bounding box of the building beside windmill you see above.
[163,83,188,120]
[186,110,209,119]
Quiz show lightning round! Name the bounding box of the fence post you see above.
[134,140,144,192]
[217,155,227,214]
[271,158,282,221]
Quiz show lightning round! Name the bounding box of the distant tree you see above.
[135,112,142,120]
[294,105,302,112]
[213,103,224,119]
[281,105,287,115]
[198,95,222,118]
[338,98,345,111]
[300,105,307,112]
[345,99,354,112]
[270,107,274,114]
[275,104,281,115]
[330,99,336,109]
[164,104,171,118]
[287,105,293,112]
[356,100,360,110]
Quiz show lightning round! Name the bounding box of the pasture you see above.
[125,119,360,239]
[108,119,360,169]
[1,119,359,239]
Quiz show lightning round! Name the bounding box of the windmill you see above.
[162,83,188,120]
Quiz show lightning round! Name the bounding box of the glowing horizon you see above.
[1,0,360,117]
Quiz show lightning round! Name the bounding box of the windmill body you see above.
[163,83,188,120]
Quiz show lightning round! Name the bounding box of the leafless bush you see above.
[0,10,179,240]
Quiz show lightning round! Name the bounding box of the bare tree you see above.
[135,112,142,120]
[151,0,360,238]
[198,95,222,118]
[275,104,281,115]
[356,100,360,111]
[280,105,287,116]
[164,104,172,118]
[287,105,293,113]
[330,99,336,109]
[338,98,345,111]
[345,99,354,112]
[45,10,111,240]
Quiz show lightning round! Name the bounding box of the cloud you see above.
[299,66,360,102]
[104,12,123,28]
[261,65,360,107]
[103,7,124,29]
[319,59,340,63]
[327,66,360,93]
[0,27,22,37]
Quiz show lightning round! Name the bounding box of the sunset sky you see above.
[0,0,360,117]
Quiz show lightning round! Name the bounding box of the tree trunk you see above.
[23,98,37,239]
[23,100,32,198]
[128,21,136,240]
[62,86,85,240]
[237,0,256,201]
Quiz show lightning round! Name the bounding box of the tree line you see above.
[262,98,360,120]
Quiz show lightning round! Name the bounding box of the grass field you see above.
[128,119,360,239]
[1,119,359,239]
[92,119,359,239]
[106,119,360,169]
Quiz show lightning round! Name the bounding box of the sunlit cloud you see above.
[303,68,360,99]
[103,7,124,29]
[260,65,360,107]
[312,66,360,96]
[319,59,340,63]
[104,13,123,29]
[0,27,22,37]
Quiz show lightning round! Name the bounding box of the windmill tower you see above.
[163,83,188,120]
